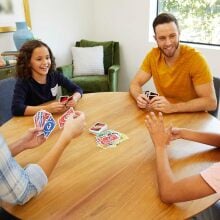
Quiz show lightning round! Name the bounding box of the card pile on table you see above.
[89,122,108,135]
[95,129,128,149]
[33,110,56,138]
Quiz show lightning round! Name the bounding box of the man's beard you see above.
[159,41,179,58]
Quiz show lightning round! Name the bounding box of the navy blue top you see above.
[12,71,83,116]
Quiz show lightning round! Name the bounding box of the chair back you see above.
[209,77,220,118]
[0,77,16,126]
[75,40,119,74]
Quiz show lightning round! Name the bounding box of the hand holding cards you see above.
[59,95,75,105]
[58,107,76,129]
[33,110,56,138]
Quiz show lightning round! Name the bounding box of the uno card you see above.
[144,91,159,100]
[89,122,108,135]
[33,110,56,138]
[59,96,69,103]
[144,90,150,97]
[43,115,56,138]
[95,129,128,149]
[58,107,75,129]
[67,95,73,102]
[148,91,159,100]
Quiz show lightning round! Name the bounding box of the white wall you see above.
[0,0,93,67]
[92,0,220,91]
[0,0,219,91]
[92,0,154,91]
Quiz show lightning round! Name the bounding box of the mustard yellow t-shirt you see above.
[140,44,212,103]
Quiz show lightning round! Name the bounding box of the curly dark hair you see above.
[16,40,56,79]
[153,13,180,34]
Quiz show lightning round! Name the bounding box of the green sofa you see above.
[57,40,120,94]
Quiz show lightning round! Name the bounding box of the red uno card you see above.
[89,122,108,135]
[58,107,75,129]
[67,95,73,102]
[59,96,69,103]
[148,91,159,100]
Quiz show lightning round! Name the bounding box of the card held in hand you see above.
[33,110,56,138]
[144,90,159,100]
[58,107,75,129]
[43,115,56,138]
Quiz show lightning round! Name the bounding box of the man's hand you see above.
[145,112,171,148]
[149,96,176,113]
[136,94,150,109]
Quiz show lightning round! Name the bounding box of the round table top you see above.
[1,92,220,219]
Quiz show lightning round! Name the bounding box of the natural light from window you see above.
[157,0,220,46]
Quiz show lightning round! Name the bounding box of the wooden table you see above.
[0,92,220,220]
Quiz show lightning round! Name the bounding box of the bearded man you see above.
[129,13,216,114]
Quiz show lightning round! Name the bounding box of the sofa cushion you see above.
[80,40,114,73]
[72,75,109,93]
[72,46,104,76]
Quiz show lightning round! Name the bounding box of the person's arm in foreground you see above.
[145,112,215,203]
[129,69,152,109]
[171,127,220,148]
[8,127,46,156]
[37,111,85,177]
[149,82,217,113]
[0,112,85,205]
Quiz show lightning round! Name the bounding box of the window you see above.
[157,0,220,46]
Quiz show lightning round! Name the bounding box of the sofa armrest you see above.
[108,65,120,92]
[57,64,73,79]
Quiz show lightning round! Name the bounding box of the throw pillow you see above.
[71,46,104,76]
[80,40,114,73]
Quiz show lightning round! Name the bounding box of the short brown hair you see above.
[153,13,179,34]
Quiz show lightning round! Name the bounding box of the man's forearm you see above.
[129,84,142,100]
[173,97,216,113]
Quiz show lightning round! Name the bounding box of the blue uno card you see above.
[43,116,56,138]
